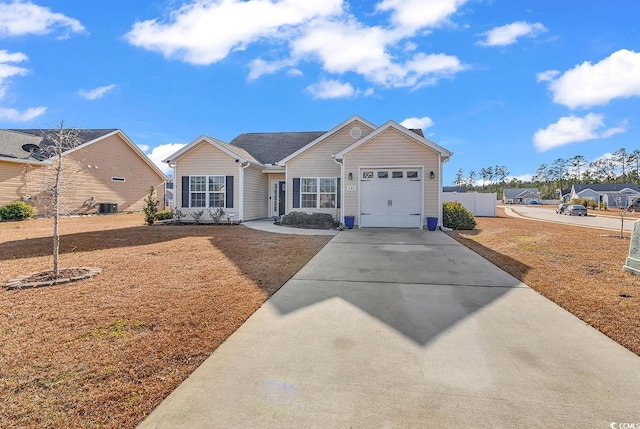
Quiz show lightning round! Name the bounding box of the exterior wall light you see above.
[430,171,435,180]
[348,172,353,180]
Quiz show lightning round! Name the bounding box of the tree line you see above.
[452,148,640,199]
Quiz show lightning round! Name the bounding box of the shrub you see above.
[172,208,184,223]
[0,201,34,221]
[190,210,204,224]
[142,186,159,225]
[442,201,476,230]
[208,207,225,224]
[156,210,173,221]
[280,211,335,229]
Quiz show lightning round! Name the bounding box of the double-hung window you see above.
[190,175,225,208]
[208,176,225,208]
[300,177,337,209]
[301,178,318,208]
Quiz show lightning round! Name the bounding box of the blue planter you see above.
[344,216,355,229]
[426,217,438,231]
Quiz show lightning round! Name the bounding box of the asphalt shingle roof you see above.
[573,183,640,193]
[1,129,117,161]
[228,128,426,165]
[503,188,540,199]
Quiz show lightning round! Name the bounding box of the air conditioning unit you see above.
[98,203,118,214]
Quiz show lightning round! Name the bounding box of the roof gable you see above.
[333,120,452,161]
[164,135,260,165]
[277,115,377,165]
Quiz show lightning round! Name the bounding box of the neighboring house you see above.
[559,189,571,202]
[503,188,541,204]
[571,183,640,208]
[164,115,452,229]
[0,129,166,215]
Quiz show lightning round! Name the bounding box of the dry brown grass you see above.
[447,208,640,356]
[0,214,331,429]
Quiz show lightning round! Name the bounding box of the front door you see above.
[272,180,286,217]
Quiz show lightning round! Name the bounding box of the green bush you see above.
[0,201,34,221]
[142,186,159,225]
[280,211,336,229]
[156,210,173,221]
[442,201,476,230]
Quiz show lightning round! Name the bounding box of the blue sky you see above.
[0,0,639,184]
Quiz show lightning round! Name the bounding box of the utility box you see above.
[98,203,118,214]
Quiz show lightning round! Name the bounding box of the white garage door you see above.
[360,169,422,228]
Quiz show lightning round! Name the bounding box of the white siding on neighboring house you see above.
[287,120,374,218]
[343,128,440,227]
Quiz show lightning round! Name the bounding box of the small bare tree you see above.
[615,194,639,239]
[40,121,83,275]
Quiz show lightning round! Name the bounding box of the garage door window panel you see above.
[392,171,404,178]
[377,171,388,178]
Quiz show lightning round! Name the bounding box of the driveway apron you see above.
[138,229,640,428]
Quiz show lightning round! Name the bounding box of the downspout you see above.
[239,160,250,222]
[333,156,344,225]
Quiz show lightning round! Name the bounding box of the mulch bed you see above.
[0,214,331,429]
[447,208,640,357]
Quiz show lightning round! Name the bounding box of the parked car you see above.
[564,204,587,216]
[556,203,568,214]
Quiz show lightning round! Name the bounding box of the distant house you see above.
[502,188,540,204]
[0,129,166,215]
[570,183,640,208]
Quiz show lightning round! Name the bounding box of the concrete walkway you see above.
[138,229,640,428]
[243,218,339,235]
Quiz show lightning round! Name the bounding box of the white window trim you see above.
[300,177,337,209]
[189,175,225,208]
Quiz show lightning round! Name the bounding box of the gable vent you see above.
[350,127,362,139]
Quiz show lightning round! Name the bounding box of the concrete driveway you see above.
[138,229,640,428]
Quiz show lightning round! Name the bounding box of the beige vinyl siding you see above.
[0,161,37,207]
[343,128,440,226]
[26,134,164,216]
[175,140,240,219]
[286,120,373,217]
[242,165,268,221]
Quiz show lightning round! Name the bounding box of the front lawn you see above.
[0,214,331,428]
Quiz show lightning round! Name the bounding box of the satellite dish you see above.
[22,143,41,153]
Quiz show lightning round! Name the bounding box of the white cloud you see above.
[78,84,117,100]
[147,143,187,175]
[125,0,343,65]
[125,0,468,91]
[0,105,46,121]
[376,0,468,34]
[137,144,150,152]
[507,174,533,182]
[536,70,558,82]
[400,116,434,129]
[543,49,640,109]
[477,21,546,47]
[307,79,355,99]
[0,49,28,97]
[0,1,85,38]
[532,113,626,152]
[286,68,303,77]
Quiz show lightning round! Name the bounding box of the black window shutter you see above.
[181,176,189,208]
[337,177,341,209]
[293,178,300,208]
[226,176,234,208]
